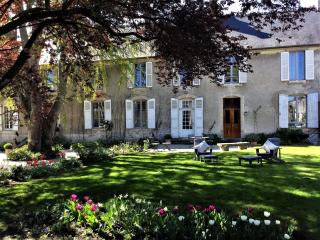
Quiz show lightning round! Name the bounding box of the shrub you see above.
[3,142,13,150]
[0,168,12,181]
[275,128,308,145]
[204,134,222,145]
[71,141,112,163]
[58,194,295,240]
[11,165,31,181]
[164,134,172,139]
[111,142,143,154]
[53,136,72,149]
[7,145,35,161]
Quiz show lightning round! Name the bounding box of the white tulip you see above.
[264,211,271,217]
[264,220,271,225]
[178,216,185,221]
[232,221,237,226]
[164,207,168,211]
[209,220,215,225]
[275,220,281,225]
[254,220,261,226]
[284,234,290,239]
[249,218,254,224]
[240,215,248,221]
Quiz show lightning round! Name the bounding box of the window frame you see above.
[133,99,148,128]
[288,95,307,128]
[3,107,15,130]
[134,63,146,88]
[92,101,105,128]
[289,51,305,81]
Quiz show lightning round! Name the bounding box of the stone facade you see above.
[1,13,320,143]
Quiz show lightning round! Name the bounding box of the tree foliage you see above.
[0,0,312,90]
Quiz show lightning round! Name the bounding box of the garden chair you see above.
[256,138,284,163]
[194,140,218,163]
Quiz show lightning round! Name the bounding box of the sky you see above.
[229,0,318,12]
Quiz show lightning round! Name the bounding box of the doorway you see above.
[179,99,194,138]
[223,98,241,138]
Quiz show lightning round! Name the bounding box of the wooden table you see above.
[239,155,262,167]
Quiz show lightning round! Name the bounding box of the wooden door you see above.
[223,98,241,138]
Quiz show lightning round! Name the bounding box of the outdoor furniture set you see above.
[193,137,283,167]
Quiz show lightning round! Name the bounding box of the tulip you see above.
[264,211,271,217]
[249,218,254,224]
[284,234,290,239]
[178,216,185,221]
[240,215,247,221]
[254,220,261,226]
[232,221,237,226]
[264,220,271,225]
[209,220,215,225]
[275,220,281,225]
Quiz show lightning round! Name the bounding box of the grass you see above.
[0,146,320,239]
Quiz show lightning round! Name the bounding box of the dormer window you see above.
[225,57,239,84]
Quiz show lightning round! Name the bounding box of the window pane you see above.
[288,95,306,128]
[297,51,305,80]
[134,63,146,87]
[225,110,231,124]
[182,110,192,129]
[134,100,147,128]
[92,102,104,128]
[289,51,305,80]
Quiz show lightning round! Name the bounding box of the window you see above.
[92,102,105,128]
[289,51,305,80]
[225,57,239,84]
[134,100,147,128]
[134,63,146,87]
[181,100,193,130]
[3,107,17,130]
[288,95,306,128]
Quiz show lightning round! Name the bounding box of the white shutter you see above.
[127,64,134,88]
[146,62,153,87]
[279,94,288,128]
[193,78,200,86]
[0,106,3,131]
[307,92,319,128]
[104,99,112,121]
[173,75,180,86]
[305,50,314,80]
[281,52,290,81]
[126,100,134,129]
[147,98,156,128]
[84,100,92,129]
[239,71,247,83]
[12,112,18,131]
[171,98,179,138]
[194,97,204,137]
[218,75,225,84]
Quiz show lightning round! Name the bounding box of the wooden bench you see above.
[217,142,250,151]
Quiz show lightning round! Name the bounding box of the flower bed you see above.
[55,194,294,240]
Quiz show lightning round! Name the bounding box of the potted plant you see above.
[244,134,260,146]
[163,134,172,144]
[3,143,13,155]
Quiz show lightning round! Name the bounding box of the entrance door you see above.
[223,98,241,138]
[179,99,194,137]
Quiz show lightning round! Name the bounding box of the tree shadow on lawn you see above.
[0,150,319,239]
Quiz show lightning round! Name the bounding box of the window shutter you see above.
[104,99,112,121]
[0,106,3,131]
[12,112,18,131]
[305,50,314,80]
[127,64,134,88]
[193,78,201,86]
[147,98,156,128]
[218,75,225,84]
[146,62,153,87]
[172,74,180,87]
[279,94,288,128]
[281,52,289,81]
[194,97,204,137]
[171,98,179,138]
[239,71,247,83]
[126,100,134,129]
[307,92,319,128]
[84,100,92,129]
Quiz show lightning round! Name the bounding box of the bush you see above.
[7,145,35,161]
[164,134,172,139]
[53,136,72,149]
[0,168,12,181]
[204,134,222,145]
[3,142,13,150]
[71,141,112,163]
[111,142,143,154]
[58,194,295,240]
[11,165,31,181]
[275,128,308,145]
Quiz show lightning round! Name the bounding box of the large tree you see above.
[0,0,312,151]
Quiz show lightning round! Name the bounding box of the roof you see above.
[226,11,320,49]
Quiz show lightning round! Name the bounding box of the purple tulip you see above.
[71,194,77,201]
[91,204,98,212]
[76,204,83,210]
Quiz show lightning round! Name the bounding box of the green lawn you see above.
[1,146,320,239]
